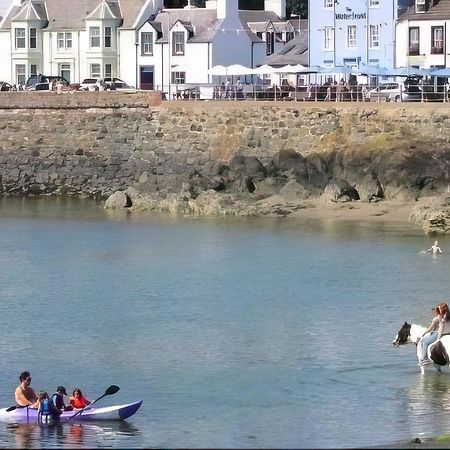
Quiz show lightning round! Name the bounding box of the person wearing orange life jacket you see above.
[69,388,91,409]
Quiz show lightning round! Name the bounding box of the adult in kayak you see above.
[70,388,91,410]
[14,371,38,408]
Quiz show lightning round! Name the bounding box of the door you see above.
[140,66,154,90]
[59,63,71,83]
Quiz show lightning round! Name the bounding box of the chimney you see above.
[264,0,286,18]
[217,0,238,20]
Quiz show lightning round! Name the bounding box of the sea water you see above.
[0,197,450,449]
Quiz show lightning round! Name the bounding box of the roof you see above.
[0,0,147,30]
[399,0,450,21]
[264,31,308,66]
[12,0,48,22]
[153,8,264,44]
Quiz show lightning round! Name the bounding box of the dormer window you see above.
[141,32,153,55]
[90,27,100,48]
[29,28,36,49]
[415,0,427,13]
[172,32,184,55]
[15,28,25,49]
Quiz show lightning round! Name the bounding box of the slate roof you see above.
[0,0,147,30]
[399,0,450,20]
[264,31,308,66]
[153,8,264,44]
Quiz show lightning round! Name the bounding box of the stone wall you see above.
[1,99,450,204]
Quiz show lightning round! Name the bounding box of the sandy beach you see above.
[288,199,417,224]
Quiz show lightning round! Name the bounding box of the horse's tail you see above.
[430,340,450,366]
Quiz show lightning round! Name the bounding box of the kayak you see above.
[0,400,142,422]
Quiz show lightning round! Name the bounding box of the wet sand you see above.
[289,199,415,224]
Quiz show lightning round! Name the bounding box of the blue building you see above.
[308,0,402,70]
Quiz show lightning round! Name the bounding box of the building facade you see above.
[0,0,298,90]
[308,0,399,69]
[396,0,450,69]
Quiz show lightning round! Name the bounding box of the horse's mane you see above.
[410,324,427,344]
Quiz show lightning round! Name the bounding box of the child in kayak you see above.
[37,391,62,421]
[70,388,91,409]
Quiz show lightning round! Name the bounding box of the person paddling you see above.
[426,240,442,255]
[14,371,38,408]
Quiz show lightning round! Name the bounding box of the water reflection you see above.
[402,373,450,438]
[4,421,140,449]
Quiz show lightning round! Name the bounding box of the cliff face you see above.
[1,99,450,219]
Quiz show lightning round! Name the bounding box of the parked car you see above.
[79,77,135,91]
[0,81,12,91]
[25,75,70,91]
[366,82,422,102]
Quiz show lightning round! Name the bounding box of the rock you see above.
[322,178,360,203]
[409,196,450,234]
[104,191,131,209]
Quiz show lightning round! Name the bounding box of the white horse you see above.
[393,322,450,374]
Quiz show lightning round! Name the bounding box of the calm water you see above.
[1,197,450,448]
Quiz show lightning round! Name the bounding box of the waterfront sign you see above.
[335,12,367,20]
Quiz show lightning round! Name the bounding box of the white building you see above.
[0,0,299,89]
[396,0,450,69]
[130,0,301,92]
[0,0,161,86]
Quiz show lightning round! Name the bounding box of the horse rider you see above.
[416,306,441,366]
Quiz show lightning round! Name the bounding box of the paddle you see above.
[6,405,29,412]
[66,385,120,422]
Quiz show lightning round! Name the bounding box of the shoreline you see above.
[289,199,415,224]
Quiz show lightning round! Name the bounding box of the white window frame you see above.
[15,64,26,85]
[104,26,112,48]
[29,28,36,49]
[171,71,185,84]
[141,32,153,55]
[369,25,379,48]
[324,27,334,50]
[90,63,101,77]
[172,31,185,55]
[15,28,25,49]
[347,25,357,48]
[105,63,112,78]
[90,27,100,48]
[57,32,72,49]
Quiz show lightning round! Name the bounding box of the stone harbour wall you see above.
[2,99,450,212]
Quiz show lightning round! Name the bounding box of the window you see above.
[30,64,37,75]
[105,63,112,78]
[90,63,101,77]
[29,28,36,48]
[409,27,419,55]
[90,27,100,48]
[324,0,333,7]
[431,26,444,54]
[104,26,111,48]
[57,32,72,49]
[171,71,185,84]
[369,25,379,48]
[266,31,274,55]
[15,28,25,49]
[369,0,380,6]
[324,27,334,50]
[141,32,153,55]
[172,32,184,55]
[347,25,356,48]
[286,31,294,42]
[15,64,26,85]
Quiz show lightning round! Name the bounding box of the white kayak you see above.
[0,400,142,422]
